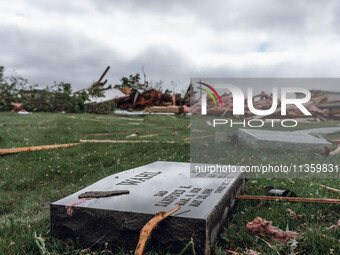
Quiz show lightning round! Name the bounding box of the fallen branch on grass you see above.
[166,115,177,119]
[319,184,340,194]
[85,132,126,136]
[330,145,340,156]
[80,139,183,144]
[136,205,181,255]
[183,135,215,141]
[0,143,80,155]
[331,138,340,144]
[236,195,340,204]
[139,134,159,138]
[225,250,240,255]
[0,123,48,127]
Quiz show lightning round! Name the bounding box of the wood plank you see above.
[236,195,340,204]
[0,143,80,155]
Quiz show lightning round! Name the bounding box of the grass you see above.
[0,112,339,255]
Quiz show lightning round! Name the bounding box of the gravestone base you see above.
[51,161,245,255]
[238,128,331,152]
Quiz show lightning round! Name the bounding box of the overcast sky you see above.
[1,0,340,93]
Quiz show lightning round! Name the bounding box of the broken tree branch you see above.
[139,134,159,138]
[78,190,130,199]
[0,143,80,155]
[135,205,181,255]
[236,195,340,204]
[80,139,182,144]
[96,66,110,85]
[330,145,340,156]
[319,184,340,194]
[183,135,215,141]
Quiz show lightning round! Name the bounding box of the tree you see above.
[116,73,141,90]
[0,65,106,113]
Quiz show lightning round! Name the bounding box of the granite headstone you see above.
[51,161,245,254]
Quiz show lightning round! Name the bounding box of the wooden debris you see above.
[330,145,340,156]
[86,119,112,124]
[80,139,182,144]
[135,205,181,255]
[126,133,138,138]
[167,114,177,119]
[330,138,340,144]
[95,66,110,86]
[139,134,158,138]
[236,195,340,204]
[0,123,47,127]
[254,201,264,211]
[0,143,80,155]
[85,132,126,136]
[319,184,340,194]
[145,106,183,114]
[225,250,240,255]
[78,190,129,199]
[115,87,188,111]
[183,134,215,141]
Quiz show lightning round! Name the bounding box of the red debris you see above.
[66,198,91,216]
[246,217,299,242]
[11,103,26,112]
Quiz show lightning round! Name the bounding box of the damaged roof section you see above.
[87,88,128,104]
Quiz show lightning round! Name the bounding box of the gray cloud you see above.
[1,0,340,93]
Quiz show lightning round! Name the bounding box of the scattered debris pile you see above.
[81,66,190,114]
[190,88,340,120]
[115,87,186,112]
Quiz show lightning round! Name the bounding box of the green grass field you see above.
[0,112,339,255]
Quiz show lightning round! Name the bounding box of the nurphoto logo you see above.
[199,82,312,116]
[198,82,312,128]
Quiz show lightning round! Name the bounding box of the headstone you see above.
[238,128,331,152]
[293,127,340,136]
[51,161,245,255]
